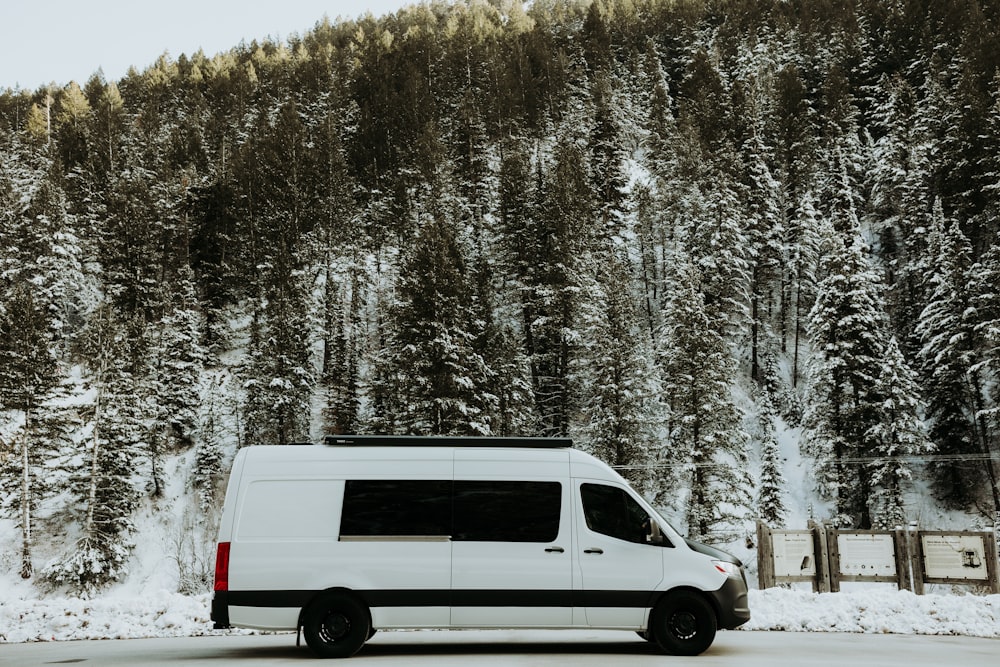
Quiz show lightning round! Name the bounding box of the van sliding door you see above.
[339,479,452,627]
[450,451,574,627]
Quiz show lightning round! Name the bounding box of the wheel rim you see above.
[668,610,698,640]
[319,611,351,643]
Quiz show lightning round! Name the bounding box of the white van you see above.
[211,436,749,658]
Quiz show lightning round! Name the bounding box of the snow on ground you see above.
[1,587,998,644]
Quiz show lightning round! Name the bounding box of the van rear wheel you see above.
[302,592,370,658]
[649,591,717,656]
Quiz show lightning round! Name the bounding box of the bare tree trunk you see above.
[85,389,103,536]
[20,418,32,579]
[792,280,802,388]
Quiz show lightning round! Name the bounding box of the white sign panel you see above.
[772,532,816,577]
[837,533,896,577]
[922,534,989,580]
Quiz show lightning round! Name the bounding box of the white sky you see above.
[0,1,417,91]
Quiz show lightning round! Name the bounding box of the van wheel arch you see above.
[299,589,372,658]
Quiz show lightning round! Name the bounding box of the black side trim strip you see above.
[450,590,575,607]
[227,589,659,609]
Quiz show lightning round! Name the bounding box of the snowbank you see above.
[744,588,1000,638]
[0,591,222,643]
[2,588,998,643]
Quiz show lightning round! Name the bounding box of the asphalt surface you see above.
[1,629,997,666]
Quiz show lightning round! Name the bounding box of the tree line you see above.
[1,0,1000,594]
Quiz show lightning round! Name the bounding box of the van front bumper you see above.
[708,575,751,629]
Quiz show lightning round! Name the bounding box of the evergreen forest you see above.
[2,0,1000,595]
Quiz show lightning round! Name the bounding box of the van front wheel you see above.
[302,593,370,658]
[649,591,717,656]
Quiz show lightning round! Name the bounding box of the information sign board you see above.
[772,531,816,578]
[921,534,989,580]
[837,533,897,577]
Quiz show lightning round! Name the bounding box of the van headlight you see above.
[712,559,742,579]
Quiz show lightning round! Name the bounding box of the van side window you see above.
[580,483,654,545]
[453,481,561,542]
[341,480,451,537]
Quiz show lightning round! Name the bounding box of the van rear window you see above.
[341,480,451,537]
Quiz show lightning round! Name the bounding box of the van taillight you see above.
[214,542,231,591]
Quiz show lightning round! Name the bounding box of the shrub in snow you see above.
[43,535,132,597]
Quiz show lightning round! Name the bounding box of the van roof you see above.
[323,435,573,449]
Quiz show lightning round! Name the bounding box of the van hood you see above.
[684,538,742,567]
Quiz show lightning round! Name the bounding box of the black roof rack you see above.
[323,435,573,449]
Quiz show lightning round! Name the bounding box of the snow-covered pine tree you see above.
[783,189,823,390]
[915,203,1000,512]
[142,264,205,497]
[320,271,361,436]
[754,389,787,527]
[589,71,628,233]
[515,138,593,437]
[192,374,225,512]
[155,265,205,441]
[641,37,677,173]
[578,250,664,491]
[312,111,362,437]
[870,72,935,354]
[467,246,535,437]
[45,305,144,595]
[684,160,751,341]
[381,201,492,435]
[0,281,59,579]
[973,240,1000,399]
[867,336,934,529]
[742,130,784,384]
[804,228,890,528]
[969,80,1000,488]
[658,251,751,543]
[241,262,315,446]
[0,136,82,580]
[636,39,680,337]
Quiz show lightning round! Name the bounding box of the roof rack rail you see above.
[323,435,573,449]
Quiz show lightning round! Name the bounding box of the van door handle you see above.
[584,548,604,555]
[545,546,565,553]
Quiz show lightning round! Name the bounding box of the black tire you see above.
[636,630,653,641]
[649,591,717,656]
[301,592,370,659]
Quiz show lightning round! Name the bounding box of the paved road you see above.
[2,630,997,666]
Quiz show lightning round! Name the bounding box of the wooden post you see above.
[985,525,1000,595]
[826,525,841,593]
[893,528,912,592]
[808,520,832,593]
[756,520,775,590]
[910,525,925,595]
